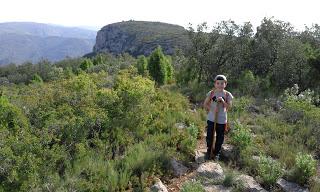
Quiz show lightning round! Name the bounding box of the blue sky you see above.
[1,0,319,31]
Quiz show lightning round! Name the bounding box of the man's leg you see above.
[214,123,225,157]
[206,120,214,159]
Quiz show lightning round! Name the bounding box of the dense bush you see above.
[181,181,205,192]
[236,70,259,96]
[148,46,174,85]
[136,55,148,76]
[288,153,317,185]
[257,155,284,188]
[0,64,201,191]
[230,120,252,150]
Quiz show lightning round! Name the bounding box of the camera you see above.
[212,96,225,103]
[212,96,217,102]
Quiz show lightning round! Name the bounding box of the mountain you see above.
[91,20,190,57]
[0,22,96,65]
[0,22,96,39]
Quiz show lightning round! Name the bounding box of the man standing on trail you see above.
[203,75,234,161]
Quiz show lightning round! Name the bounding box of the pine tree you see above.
[147,46,169,85]
[80,58,93,71]
[93,54,106,65]
[136,55,148,76]
[31,73,43,84]
[165,56,174,82]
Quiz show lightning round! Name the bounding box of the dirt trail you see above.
[165,131,208,192]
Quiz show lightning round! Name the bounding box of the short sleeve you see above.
[206,91,212,98]
[227,91,234,103]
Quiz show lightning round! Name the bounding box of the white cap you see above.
[214,74,227,82]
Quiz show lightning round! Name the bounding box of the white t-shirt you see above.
[206,90,234,124]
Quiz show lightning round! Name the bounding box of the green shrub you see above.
[186,123,198,139]
[106,162,132,192]
[66,153,128,191]
[238,146,259,175]
[229,97,253,118]
[123,142,169,190]
[288,152,317,185]
[181,181,205,192]
[148,46,173,85]
[230,120,252,150]
[282,96,320,152]
[257,155,284,188]
[283,84,318,104]
[79,58,93,71]
[0,66,202,191]
[236,70,259,96]
[223,170,237,187]
[0,96,29,132]
[136,55,148,76]
[179,123,199,156]
[31,73,43,84]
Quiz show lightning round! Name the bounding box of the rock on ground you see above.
[276,178,309,192]
[170,158,189,177]
[203,185,231,192]
[221,144,236,160]
[195,148,207,164]
[175,122,187,129]
[150,178,168,192]
[236,174,267,192]
[196,162,224,180]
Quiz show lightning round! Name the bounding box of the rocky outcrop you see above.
[92,20,190,57]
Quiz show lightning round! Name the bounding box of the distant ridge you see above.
[0,22,96,65]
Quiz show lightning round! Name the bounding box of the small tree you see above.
[237,70,258,95]
[80,58,93,71]
[93,54,106,65]
[31,73,43,84]
[147,46,174,85]
[165,56,174,83]
[136,55,148,76]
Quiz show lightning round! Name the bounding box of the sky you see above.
[0,0,319,31]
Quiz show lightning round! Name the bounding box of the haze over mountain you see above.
[0,22,96,65]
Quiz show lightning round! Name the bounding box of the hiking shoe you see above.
[214,154,221,161]
[204,153,210,161]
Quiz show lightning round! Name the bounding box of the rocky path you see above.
[164,131,268,192]
[149,103,312,192]
[165,135,207,191]
[150,128,311,192]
